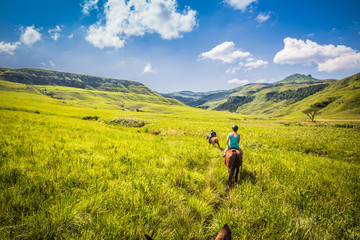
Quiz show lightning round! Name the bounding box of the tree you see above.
[302,107,321,122]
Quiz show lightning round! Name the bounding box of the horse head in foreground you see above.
[206,134,221,148]
[224,148,243,185]
[145,223,231,240]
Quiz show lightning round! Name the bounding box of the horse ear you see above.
[144,234,153,240]
[214,224,231,240]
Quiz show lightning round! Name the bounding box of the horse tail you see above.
[229,150,237,182]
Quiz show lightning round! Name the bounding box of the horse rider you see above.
[223,125,240,157]
[209,129,217,143]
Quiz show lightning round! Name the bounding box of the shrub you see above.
[109,118,146,127]
[82,116,99,120]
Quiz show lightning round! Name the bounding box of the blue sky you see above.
[0,0,359,93]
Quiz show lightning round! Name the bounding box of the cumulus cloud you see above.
[20,26,41,45]
[318,53,360,73]
[0,41,21,55]
[50,60,55,67]
[143,63,156,73]
[227,78,249,84]
[224,0,257,11]
[243,59,268,68]
[199,41,250,63]
[48,25,63,41]
[256,78,266,83]
[274,37,360,73]
[68,33,74,39]
[82,0,98,15]
[85,0,197,49]
[256,12,271,23]
[226,58,268,74]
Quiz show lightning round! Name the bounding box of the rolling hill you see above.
[0,67,182,112]
[1,67,359,119]
[0,67,159,95]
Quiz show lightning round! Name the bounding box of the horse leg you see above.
[235,167,239,183]
[227,167,233,186]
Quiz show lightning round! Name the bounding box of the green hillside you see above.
[279,72,360,119]
[275,73,335,84]
[164,73,360,119]
[0,67,159,96]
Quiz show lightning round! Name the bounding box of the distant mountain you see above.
[162,73,360,119]
[0,67,159,96]
[275,73,335,84]
[162,88,240,108]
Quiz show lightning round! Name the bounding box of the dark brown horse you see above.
[145,223,231,240]
[206,134,221,148]
[224,148,243,185]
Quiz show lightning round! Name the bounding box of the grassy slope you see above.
[0,80,359,239]
[278,73,360,120]
[163,73,360,120]
[0,67,159,96]
[200,73,360,119]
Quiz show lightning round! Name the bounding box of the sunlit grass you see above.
[0,83,359,239]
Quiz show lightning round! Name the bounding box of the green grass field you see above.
[1,81,359,239]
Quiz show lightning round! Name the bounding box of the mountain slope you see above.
[163,73,360,119]
[280,72,360,119]
[0,67,159,96]
[275,73,335,84]
[0,67,183,111]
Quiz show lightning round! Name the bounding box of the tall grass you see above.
[0,85,359,239]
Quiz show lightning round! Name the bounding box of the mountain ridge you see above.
[0,67,159,96]
[162,73,360,119]
[1,67,359,119]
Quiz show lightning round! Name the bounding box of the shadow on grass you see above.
[239,169,257,185]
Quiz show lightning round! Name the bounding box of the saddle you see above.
[225,147,243,157]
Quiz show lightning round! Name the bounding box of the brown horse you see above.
[224,148,243,185]
[206,134,221,148]
[145,223,231,240]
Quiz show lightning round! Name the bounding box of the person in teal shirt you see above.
[223,125,240,156]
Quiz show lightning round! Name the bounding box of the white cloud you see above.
[256,78,266,83]
[227,78,249,84]
[68,33,74,39]
[318,53,360,73]
[306,33,315,37]
[20,26,41,45]
[200,41,250,63]
[224,0,257,11]
[50,60,55,67]
[227,58,268,73]
[274,37,360,73]
[256,12,271,23]
[143,63,156,73]
[86,0,197,49]
[82,0,98,15]
[48,25,63,41]
[243,59,268,68]
[0,41,21,55]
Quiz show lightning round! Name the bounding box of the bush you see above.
[82,116,99,121]
[108,118,146,127]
